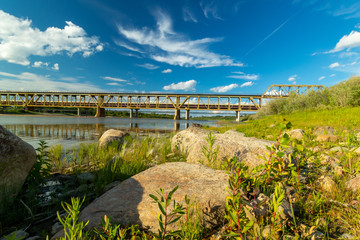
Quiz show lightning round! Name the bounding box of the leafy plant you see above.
[202,132,220,167]
[27,140,52,187]
[224,158,255,239]
[149,186,185,240]
[56,197,89,240]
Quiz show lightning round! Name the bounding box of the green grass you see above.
[207,107,360,141]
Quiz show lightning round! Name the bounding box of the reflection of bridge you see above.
[4,123,174,141]
[0,84,323,121]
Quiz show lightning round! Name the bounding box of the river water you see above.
[0,115,218,149]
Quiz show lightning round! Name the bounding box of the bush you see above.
[257,76,360,117]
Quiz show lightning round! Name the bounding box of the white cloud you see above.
[162,69,172,73]
[32,61,49,68]
[106,82,120,86]
[136,63,159,70]
[210,83,238,93]
[183,7,198,23]
[102,76,128,82]
[200,1,223,20]
[0,71,102,91]
[329,62,340,68]
[330,31,360,53]
[117,11,242,68]
[52,63,59,71]
[0,10,103,66]
[163,80,197,91]
[288,74,298,82]
[240,81,254,87]
[330,74,336,77]
[227,73,259,80]
[318,76,325,81]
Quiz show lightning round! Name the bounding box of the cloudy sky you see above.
[1,0,360,94]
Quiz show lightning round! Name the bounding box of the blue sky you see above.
[0,0,360,95]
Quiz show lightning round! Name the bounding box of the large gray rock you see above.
[79,162,228,231]
[98,129,128,148]
[172,127,274,169]
[0,125,36,213]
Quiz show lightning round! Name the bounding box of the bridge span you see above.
[0,84,323,121]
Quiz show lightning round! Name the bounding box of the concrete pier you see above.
[174,109,180,120]
[95,106,105,117]
[129,109,133,118]
[185,109,190,120]
[236,111,241,122]
[77,108,81,116]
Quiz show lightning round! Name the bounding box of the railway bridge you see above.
[0,84,323,121]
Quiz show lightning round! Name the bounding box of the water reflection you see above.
[0,115,216,148]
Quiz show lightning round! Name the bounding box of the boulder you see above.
[171,126,212,153]
[0,125,36,213]
[78,162,228,232]
[313,126,336,136]
[98,129,128,148]
[172,128,274,169]
[288,129,305,140]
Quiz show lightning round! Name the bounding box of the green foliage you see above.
[270,183,285,233]
[149,186,185,240]
[179,196,204,240]
[224,158,255,239]
[201,132,220,167]
[27,140,52,187]
[57,197,89,240]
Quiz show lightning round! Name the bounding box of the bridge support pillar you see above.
[236,111,241,122]
[135,109,138,117]
[174,109,180,120]
[95,106,105,117]
[24,106,35,112]
[174,122,180,131]
[77,108,81,117]
[185,110,190,120]
[129,109,133,118]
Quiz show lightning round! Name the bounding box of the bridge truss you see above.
[0,84,324,119]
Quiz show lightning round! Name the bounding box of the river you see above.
[0,114,219,149]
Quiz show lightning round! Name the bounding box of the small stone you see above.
[316,135,338,142]
[347,175,360,192]
[307,230,325,240]
[333,165,344,176]
[1,230,29,240]
[340,233,355,239]
[52,222,63,235]
[25,236,41,240]
[283,236,297,240]
[318,175,336,192]
[313,126,336,136]
[77,172,95,183]
[289,129,305,140]
[330,146,348,153]
[319,154,331,165]
[310,146,322,153]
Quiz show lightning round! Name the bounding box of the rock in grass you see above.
[316,135,338,142]
[288,129,305,140]
[78,162,228,232]
[0,125,36,213]
[346,175,360,193]
[98,129,128,148]
[0,230,29,240]
[313,126,336,136]
[318,175,336,192]
[172,127,274,169]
